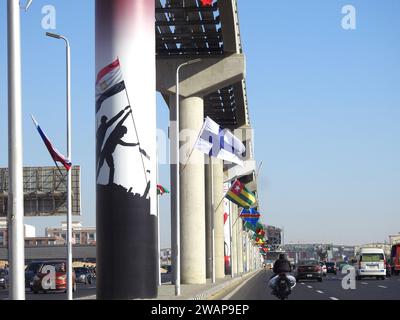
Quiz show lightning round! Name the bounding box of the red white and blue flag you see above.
[96,58,126,113]
[31,115,72,171]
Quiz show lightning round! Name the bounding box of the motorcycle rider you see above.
[268,253,296,294]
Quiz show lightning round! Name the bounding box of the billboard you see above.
[0,166,81,217]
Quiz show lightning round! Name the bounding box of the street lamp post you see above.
[46,32,73,300]
[7,0,25,300]
[174,58,201,296]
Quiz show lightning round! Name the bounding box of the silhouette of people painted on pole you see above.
[96,106,131,165]
[97,109,139,185]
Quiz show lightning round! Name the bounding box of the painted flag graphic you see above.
[200,0,213,6]
[31,115,72,171]
[157,184,170,196]
[225,179,256,208]
[96,58,126,113]
[239,208,261,226]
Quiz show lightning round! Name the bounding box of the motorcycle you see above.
[272,273,295,300]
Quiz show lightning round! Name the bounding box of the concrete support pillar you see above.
[231,204,238,276]
[180,95,206,284]
[96,0,157,300]
[237,220,244,274]
[169,96,177,284]
[205,162,213,279]
[213,159,225,279]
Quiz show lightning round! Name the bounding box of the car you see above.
[295,260,323,282]
[356,248,386,280]
[74,267,93,284]
[325,262,337,274]
[319,262,327,276]
[31,261,76,293]
[336,261,350,272]
[25,261,45,289]
[0,269,9,289]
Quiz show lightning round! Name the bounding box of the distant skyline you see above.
[0,0,399,247]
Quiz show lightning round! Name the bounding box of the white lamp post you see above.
[46,32,73,300]
[174,58,201,296]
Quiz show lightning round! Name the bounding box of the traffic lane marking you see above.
[329,297,339,300]
[378,285,387,289]
[316,290,324,294]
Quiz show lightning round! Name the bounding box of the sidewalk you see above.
[155,269,260,300]
[77,269,261,300]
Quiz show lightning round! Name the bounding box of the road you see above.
[0,282,96,300]
[227,270,400,300]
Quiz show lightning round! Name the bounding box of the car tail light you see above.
[315,266,321,272]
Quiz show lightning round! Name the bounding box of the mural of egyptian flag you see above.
[95,0,157,300]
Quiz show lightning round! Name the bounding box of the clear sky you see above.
[0,0,399,247]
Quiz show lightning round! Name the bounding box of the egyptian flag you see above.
[239,208,260,226]
[157,184,170,196]
[96,58,126,113]
[31,115,72,171]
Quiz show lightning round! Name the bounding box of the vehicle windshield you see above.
[299,260,319,265]
[39,262,66,273]
[326,262,334,266]
[26,262,43,272]
[74,267,86,273]
[361,254,384,262]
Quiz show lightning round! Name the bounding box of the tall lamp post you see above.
[174,58,201,296]
[45,32,73,300]
[7,0,25,300]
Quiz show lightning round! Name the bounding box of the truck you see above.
[390,244,400,275]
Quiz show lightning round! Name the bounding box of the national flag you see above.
[194,117,246,166]
[96,58,126,112]
[225,179,256,208]
[31,115,72,171]
[239,208,260,226]
[244,221,263,233]
[157,184,170,196]
[200,0,213,6]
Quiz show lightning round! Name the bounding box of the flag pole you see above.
[118,58,148,185]
[210,155,215,284]
[228,191,234,278]
[180,123,204,174]
[156,151,161,287]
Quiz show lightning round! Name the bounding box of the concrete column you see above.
[231,204,238,276]
[169,96,177,284]
[213,159,225,279]
[205,162,212,279]
[237,220,244,274]
[96,0,157,300]
[180,95,206,284]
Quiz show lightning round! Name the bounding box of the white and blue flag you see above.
[194,117,246,166]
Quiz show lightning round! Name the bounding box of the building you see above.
[389,234,400,245]
[160,248,172,265]
[0,217,36,246]
[46,221,96,245]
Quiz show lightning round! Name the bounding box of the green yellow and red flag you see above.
[225,180,256,208]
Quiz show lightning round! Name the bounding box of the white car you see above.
[356,248,386,280]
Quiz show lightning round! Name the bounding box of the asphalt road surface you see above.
[0,282,96,300]
[227,270,400,300]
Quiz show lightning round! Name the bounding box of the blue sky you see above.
[0,0,399,247]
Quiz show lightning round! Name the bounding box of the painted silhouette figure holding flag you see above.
[97,109,140,185]
[96,106,131,166]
